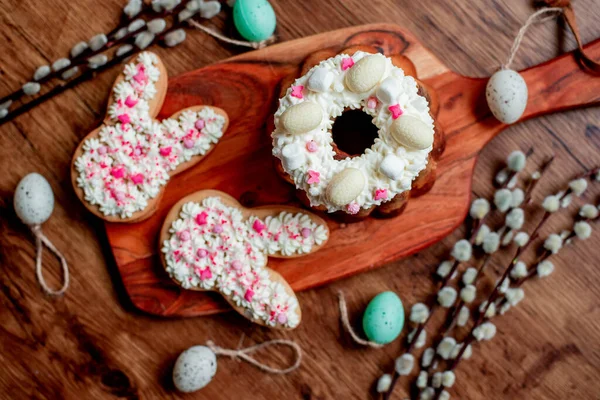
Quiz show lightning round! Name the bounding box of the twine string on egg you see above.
[337,291,384,348]
[31,225,69,296]
[187,19,275,49]
[502,7,564,70]
[206,339,302,374]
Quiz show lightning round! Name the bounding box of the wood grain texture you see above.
[0,1,599,399]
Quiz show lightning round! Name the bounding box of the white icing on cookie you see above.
[271,51,434,214]
[161,197,328,328]
[74,52,226,218]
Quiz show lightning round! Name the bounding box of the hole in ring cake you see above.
[271,50,436,219]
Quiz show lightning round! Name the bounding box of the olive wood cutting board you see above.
[104,23,600,317]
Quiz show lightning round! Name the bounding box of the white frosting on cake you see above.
[161,196,328,328]
[271,51,434,214]
[74,52,226,218]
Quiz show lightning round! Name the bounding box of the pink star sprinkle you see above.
[306,140,318,152]
[307,170,320,184]
[197,248,208,258]
[374,189,388,200]
[212,224,224,234]
[179,231,191,241]
[195,211,208,225]
[232,260,242,270]
[195,120,205,130]
[244,289,255,302]
[347,202,360,214]
[277,313,288,324]
[97,146,107,155]
[301,228,312,238]
[253,219,266,233]
[118,114,131,125]
[388,104,403,119]
[290,85,304,99]
[133,68,146,84]
[111,167,125,179]
[199,268,212,280]
[124,95,138,108]
[159,146,172,156]
[367,96,378,109]
[341,57,355,71]
[131,173,144,184]
[183,138,195,149]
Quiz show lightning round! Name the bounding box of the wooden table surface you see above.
[1,1,599,399]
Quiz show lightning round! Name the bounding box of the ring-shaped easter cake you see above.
[271,51,436,216]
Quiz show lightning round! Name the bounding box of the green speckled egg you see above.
[362,291,404,345]
[233,0,277,42]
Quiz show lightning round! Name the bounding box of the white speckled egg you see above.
[173,346,217,393]
[14,173,55,226]
[485,69,528,124]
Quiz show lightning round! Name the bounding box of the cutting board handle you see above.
[521,37,600,119]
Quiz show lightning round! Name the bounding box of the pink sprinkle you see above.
[131,173,144,184]
[179,231,191,241]
[367,96,378,109]
[183,138,195,149]
[159,146,172,156]
[197,248,208,258]
[133,148,142,156]
[290,85,304,99]
[277,313,288,324]
[118,114,131,125]
[212,224,223,234]
[114,191,125,201]
[252,219,266,233]
[244,289,255,302]
[195,119,205,130]
[306,140,318,152]
[374,188,388,201]
[200,268,212,280]
[111,167,125,179]
[195,211,208,225]
[301,228,312,238]
[307,170,320,184]
[388,104,403,119]
[124,95,138,108]
[347,202,360,214]
[232,260,242,270]
[133,68,146,84]
[341,57,355,71]
[98,146,107,155]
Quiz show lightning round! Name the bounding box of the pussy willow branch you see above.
[524,156,555,204]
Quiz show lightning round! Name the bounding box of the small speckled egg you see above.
[14,173,55,226]
[485,69,528,124]
[362,291,404,345]
[233,0,276,42]
[173,346,217,393]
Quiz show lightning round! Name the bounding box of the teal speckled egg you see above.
[362,291,404,345]
[233,0,276,42]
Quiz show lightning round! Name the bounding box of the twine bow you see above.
[31,225,70,296]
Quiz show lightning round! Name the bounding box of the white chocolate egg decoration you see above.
[280,102,323,134]
[326,168,366,207]
[390,115,434,150]
[379,154,406,180]
[345,54,386,93]
[173,346,217,393]
[14,173,55,226]
[485,69,528,124]
[307,67,334,93]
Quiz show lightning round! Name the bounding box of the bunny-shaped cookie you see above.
[160,190,330,329]
[71,52,228,223]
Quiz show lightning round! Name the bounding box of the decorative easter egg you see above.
[233,0,276,42]
[390,115,434,150]
[14,173,55,226]
[280,102,323,134]
[485,69,528,124]
[173,345,217,393]
[345,55,386,93]
[362,291,404,345]
[326,168,365,207]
